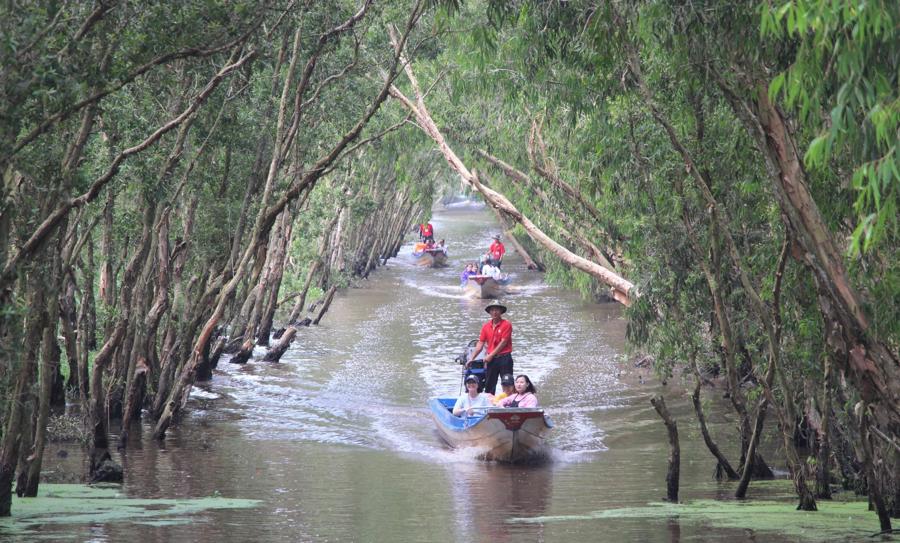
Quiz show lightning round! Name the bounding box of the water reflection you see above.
[449,463,552,542]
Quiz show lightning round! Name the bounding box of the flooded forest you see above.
[1,1,898,541]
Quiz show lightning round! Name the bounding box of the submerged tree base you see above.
[509,496,882,542]
[0,484,260,538]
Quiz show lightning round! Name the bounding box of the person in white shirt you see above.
[452,374,491,416]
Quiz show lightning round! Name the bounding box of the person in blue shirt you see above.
[460,262,477,285]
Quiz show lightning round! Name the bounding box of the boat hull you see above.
[413,248,448,267]
[463,276,508,298]
[429,398,552,463]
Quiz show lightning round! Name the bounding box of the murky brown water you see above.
[27,203,794,542]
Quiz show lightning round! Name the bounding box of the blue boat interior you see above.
[430,397,487,430]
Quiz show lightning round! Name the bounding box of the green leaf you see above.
[804,135,828,168]
[769,72,786,101]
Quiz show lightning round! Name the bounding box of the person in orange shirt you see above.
[488,234,505,268]
[467,302,513,396]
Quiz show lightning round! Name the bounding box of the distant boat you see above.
[429,398,553,463]
[463,274,510,298]
[413,243,448,267]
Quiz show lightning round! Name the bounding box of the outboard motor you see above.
[456,339,485,393]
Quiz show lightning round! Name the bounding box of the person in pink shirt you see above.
[498,374,538,408]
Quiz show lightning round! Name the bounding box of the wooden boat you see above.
[413,243,448,267]
[429,398,553,463]
[463,274,510,298]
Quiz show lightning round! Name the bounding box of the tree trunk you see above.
[651,395,680,502]
[59,273,79,394]
[815,356,834,499]
[22,307,62,496]
[859,403,891,531]
[76,242,95,403]
[88,321,126,479]
[203,336,227,376]
[690,355,739,480]
[312,285,338,325]
[257,209,294,346]
[0,284,43,516]
[99,186,116,320]
[263,327,297,362]
[115,201,157,448]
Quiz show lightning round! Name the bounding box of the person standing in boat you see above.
[452,374,491,416]
[488,234,505,268]
[419,222,434,243]
[467,302,513,395]
[497,374,538,408]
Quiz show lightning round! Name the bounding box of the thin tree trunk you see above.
[816,356,834,499]
[59,271,79,393]
[22,299,62,496]
[651,395,680,502]
[312,285,338,325]
[88,320,126,479]
[76,240,95,403]
[859,403,892,531]
[690,352,739,480]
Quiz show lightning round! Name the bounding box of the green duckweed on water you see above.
[0,484,260,538]
[509,497,888,542]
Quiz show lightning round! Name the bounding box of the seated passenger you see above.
[453,374,491,416]
[498,374,538,408]
[460,263,475,285]
[478,254,489,274]
[481,262,501,279]
[492,374,515,405]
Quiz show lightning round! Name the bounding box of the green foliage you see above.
[762,0,900,254]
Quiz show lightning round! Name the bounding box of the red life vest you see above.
[422,223,433,237]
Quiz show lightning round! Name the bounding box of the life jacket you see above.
[422,223,433,236]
